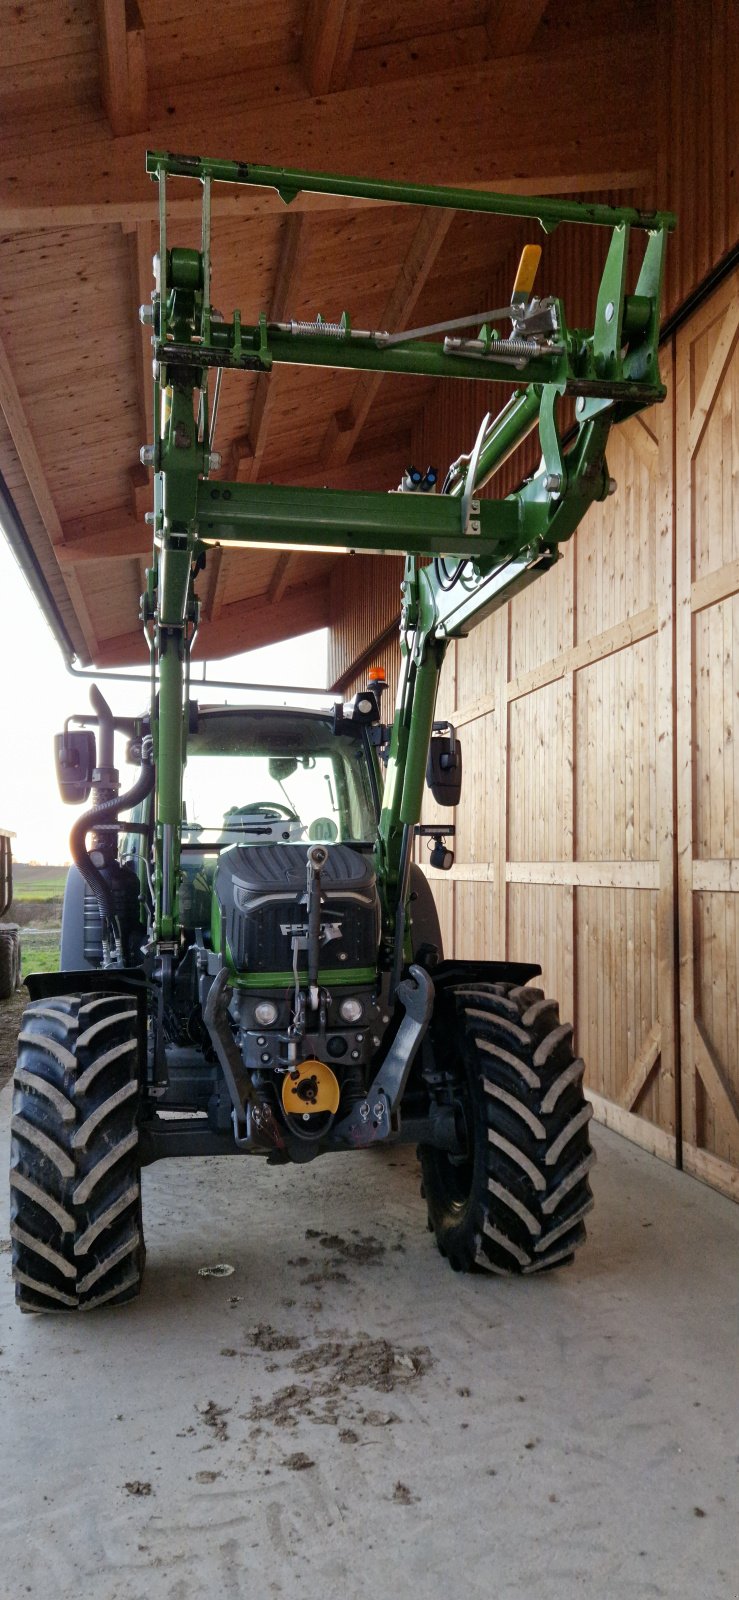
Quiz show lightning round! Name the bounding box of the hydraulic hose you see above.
[69,742,155,936]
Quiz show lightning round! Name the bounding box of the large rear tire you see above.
[0,925,20,1000]
[10,992,145,1312]
[420,980,594,1275]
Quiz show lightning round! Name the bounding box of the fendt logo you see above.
[280,920,343,946]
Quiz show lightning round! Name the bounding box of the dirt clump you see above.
[284,1452,315,1471]
[124,1481,152,1497]
[392,1482,417,1505]
[251,1323,301,1352]
[317,1232,385,1264]
[294,1336,429,1391]
[197,1400,230,1440]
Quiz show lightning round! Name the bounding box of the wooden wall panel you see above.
[676,269,739,1200]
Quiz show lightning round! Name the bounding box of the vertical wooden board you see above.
[453,713,494,865]
[453,879,494,962]
[508,679,568,862]
[676,266,739,1195]
[507,884,571,1022]
[575,422,657,641]
[455,609,496,714]
[574,637,658,862]
[693,596,739,861]
[509,557,569,679]
[694,893,739,1169]
[575,888,664,1124]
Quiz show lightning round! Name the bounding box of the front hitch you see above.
[332,963,434,1148]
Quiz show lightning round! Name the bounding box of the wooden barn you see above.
[0,6,737,1594]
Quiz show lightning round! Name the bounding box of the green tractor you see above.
[9,153,672,1311]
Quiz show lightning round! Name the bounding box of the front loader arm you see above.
[142,152,672,950]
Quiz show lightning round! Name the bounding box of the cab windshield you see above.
[182,708,378,846]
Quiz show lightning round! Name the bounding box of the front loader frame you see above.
[140,150,674,955]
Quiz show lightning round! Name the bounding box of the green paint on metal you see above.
[145,150,676,233]
[229,967,378,991]
[139,149,672,957]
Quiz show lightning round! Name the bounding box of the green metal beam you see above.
[146,150,676,234]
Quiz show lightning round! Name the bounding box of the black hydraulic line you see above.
[69,750,155,933]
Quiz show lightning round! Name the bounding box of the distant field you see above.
[21,929,61,977]
[11,863,68,901]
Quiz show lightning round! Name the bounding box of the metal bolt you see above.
[607,476,617,496]
[260,1052,271,1064]
[605,301,615,323]
[351,1049,360,1060]
[544,473,562,495]
[373,1102,385,1120]
[140,444,155,467]
[208,451,222,471]
[256,1036,266,1046]
[145,512,156,525]
[139,302,155,327]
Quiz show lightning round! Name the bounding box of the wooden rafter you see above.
[486,0,549,57]
[323,208,455,467]
[96,0,148,137]
[266,553,293,605]
[242,213,310,483]
[0,330,98,660]
[302,0,361,95]
[0,34,657,228]
[124,219,154,443]
[94,579,331,668]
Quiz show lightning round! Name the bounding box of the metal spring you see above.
[290,318,347,338]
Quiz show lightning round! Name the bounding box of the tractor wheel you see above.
[10,993,145,1312]
[0,926,21,1000]
[420,981,594,1275]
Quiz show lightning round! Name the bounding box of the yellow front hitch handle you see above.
[512,244,542,301]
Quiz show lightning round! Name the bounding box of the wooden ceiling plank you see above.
[124,219,154,444]
[324,207,455,466]
[0,331,97,661]
[0,34,657,225]
[245,212,310,482]
[97,0,148,137]
[486,0,550,58]
[94,578,331,668]
[266,552,293,605]
[302,0,362,95]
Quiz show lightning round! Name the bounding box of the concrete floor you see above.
[0,1084,736,1600]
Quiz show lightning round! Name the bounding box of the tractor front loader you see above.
[9,155,673,1310]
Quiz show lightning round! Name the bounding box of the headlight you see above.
[339,997,363,1024]
[254,1000,278,1026]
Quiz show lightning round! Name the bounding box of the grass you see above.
[11,863,68,902]
[21,929,60,977]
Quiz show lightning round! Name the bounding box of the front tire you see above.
[420,981,594,1275]
[10,993,145,1312]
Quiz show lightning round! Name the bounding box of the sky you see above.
[0,535,328,864]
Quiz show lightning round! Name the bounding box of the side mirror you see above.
[426,722,462,807]
[54,729,96,805]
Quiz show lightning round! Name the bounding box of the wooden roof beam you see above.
[244,213,310,483]
[0,35,657,228]
[486,0,550,57]
[302,0,361,95]
[94,578,331,669]
[323,208,454,467]
[0,328,98,661]
[97,0,148,137]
